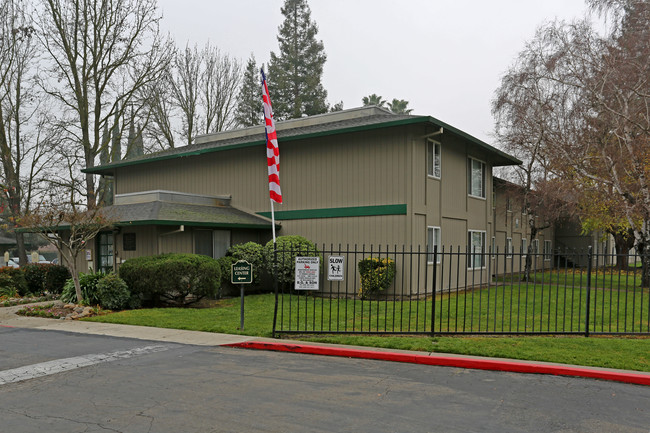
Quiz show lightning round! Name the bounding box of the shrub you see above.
[23,264,47,295]
[119,253,221,307]
[96,273,131,310]
[44,265,71,295]
[0,267,28,296]
[216,255,239,298]
[0,274,18,298]
[262,235,321,288]
[60,272,105,305]
[357,257,396,299]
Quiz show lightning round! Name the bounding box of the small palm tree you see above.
[362,93,386,107]
[387,99,413,114]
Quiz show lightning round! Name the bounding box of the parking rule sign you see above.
[295,256,319,290]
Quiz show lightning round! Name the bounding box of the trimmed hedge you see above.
[357,257,396,299]
[96,273,131,310]
[23,264,71,295]
[119,253,221,306]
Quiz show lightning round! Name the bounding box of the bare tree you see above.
[494,0,650,281]
[0,0,57,266]
[36,0,173,208]
[21,195,115,303]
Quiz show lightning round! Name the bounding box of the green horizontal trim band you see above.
[257,204,407,220]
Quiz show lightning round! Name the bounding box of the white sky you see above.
[157,0,596,144]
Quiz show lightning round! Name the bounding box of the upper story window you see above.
[467,157,486,198]
[427,139,441,179]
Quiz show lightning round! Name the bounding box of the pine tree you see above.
[268,0,328,120]
[235,54,263,127]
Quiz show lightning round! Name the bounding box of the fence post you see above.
[431,245,437,336]
[272,242,279,338]
[585,246,592,337]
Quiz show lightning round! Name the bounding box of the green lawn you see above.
[85,292,650,372]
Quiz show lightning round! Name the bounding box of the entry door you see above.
[194,229,230,259]
[213,230,230,259]
[97,232,114,273]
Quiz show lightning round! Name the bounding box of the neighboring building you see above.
[83,106,522,288]
[492,177,555,274]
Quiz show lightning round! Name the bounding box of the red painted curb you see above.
[224,341,650,387]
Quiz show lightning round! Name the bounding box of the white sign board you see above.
[327,255,345,281]
[295,256,320,290]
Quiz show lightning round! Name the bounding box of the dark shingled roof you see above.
[85,106,520,176]
[104,201,275,230]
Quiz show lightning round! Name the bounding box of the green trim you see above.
[116,220,276,230]
[257,204,407,220]
[83,115,520,175]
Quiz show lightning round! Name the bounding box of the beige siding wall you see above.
[115,127,410,215]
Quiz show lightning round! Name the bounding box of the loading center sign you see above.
[295,256,319,290]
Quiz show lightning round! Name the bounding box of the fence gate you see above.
[271,245,650,338]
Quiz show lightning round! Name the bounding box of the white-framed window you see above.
[468,230,486,269]
[522,238,527,254]
[532,239,539,255]
[427,226,441,264]
[468,157,486,198]
[544,240,552,261]
[427,139,441,179]
[506,237,513,258]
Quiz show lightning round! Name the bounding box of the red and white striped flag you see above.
[261,69,282,204]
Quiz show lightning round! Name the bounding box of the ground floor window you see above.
[544,240,552,261]
[427,226,441,264]
[468,230,486,269]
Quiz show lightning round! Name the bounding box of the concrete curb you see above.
[225,341,650,387]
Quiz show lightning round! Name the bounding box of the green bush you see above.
[119,253,221,307]
[216,255,239,298]
[0,273,18,298]
[357,257,396,299]
[0,267,28,296]
[23,264,71,296]
[262,235,321,287]
[96,273,131,310]
[23,264,47,295]
[44,265,71,295]
[60,272,105,305]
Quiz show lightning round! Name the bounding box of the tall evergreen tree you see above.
[235,54,263,127]
[268,0,328,120]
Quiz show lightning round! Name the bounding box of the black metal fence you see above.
[271,245,650,337]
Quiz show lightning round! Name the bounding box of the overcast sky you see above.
[157,0,598,144]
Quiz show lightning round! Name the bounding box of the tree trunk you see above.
[15,232,28,268]
[611,229,634,271]
[70,261,83,304]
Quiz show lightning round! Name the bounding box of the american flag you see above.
[261,69,282,204]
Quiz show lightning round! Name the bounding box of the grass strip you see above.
[84,293,650,372]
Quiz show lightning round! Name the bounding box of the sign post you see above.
[231,260,253,330]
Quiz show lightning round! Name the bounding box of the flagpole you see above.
[271,199,277,243]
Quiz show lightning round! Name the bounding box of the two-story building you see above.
[82,106,521,288]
